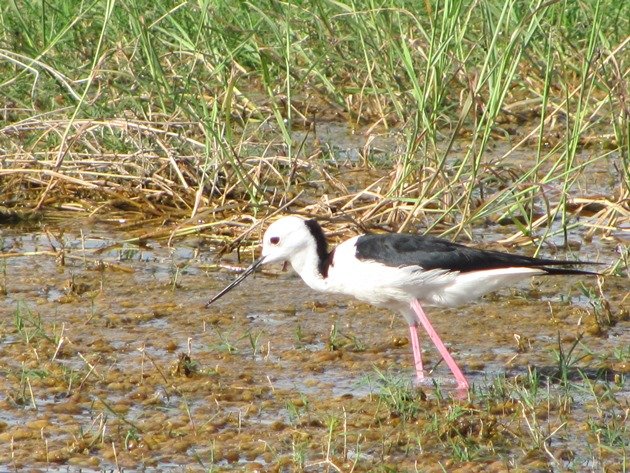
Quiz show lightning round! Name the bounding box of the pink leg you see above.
[410,299,469,391]
[409,324,424,381]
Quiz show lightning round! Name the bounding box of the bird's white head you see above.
[261,216,313,265]
[205,216,327,307]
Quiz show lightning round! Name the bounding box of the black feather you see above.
[304,219,333,277]
[355,233,600,275]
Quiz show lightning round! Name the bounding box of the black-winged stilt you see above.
[206,216,600,391]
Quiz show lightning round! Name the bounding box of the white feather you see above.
[323,239,545,308]
[429,267,545,306]
[260,217,548,318]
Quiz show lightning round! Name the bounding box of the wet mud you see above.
[0,219,628,472]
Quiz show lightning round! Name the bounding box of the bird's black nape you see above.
[304,219,332,277]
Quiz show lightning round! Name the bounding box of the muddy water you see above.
[0,218,628,472]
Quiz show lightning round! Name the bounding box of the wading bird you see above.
[206,216,599,391]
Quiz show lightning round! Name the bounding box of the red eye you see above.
[270,236,280,245]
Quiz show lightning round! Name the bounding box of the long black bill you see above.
[205,257,266,307]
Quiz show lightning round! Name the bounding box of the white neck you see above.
[289,246,329,292]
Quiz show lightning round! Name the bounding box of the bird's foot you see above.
[412,374,469,399]
[412,374,432,388]
[453,384,469,400]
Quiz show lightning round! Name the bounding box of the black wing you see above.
[354,233,600,275]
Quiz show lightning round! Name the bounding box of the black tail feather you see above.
[541,266,603,276]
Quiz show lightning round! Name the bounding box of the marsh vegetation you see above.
[1,0,628,471]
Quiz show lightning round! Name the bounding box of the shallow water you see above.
[0,216,628,471]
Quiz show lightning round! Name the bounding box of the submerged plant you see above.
[552,333,591,388]
[13,301,53,344]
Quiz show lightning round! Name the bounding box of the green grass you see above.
[372,369,423,421]
[0,0,627,251]
[13,300,54,344]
